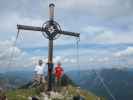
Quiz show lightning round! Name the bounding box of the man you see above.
[54,62,64,91]
[55,62,64,80]
[34,60,46,83]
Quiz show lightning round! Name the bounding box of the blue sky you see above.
[0,0,132,71]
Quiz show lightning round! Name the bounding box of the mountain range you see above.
[67,68,133,100]
[0,68,133,100]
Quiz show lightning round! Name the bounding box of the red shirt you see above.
[55,65,64,80]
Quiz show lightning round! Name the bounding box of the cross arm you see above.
[17,24,46,32]
[17,25,80,37]
[58,30,80,37]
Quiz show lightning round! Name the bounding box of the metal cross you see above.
[17,3,80,91]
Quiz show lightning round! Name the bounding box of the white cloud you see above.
[31,55,77,65]
[114,47,133,57]
[0,40,21,58]
[81,25,133,44]
[0,39,31,68]
[88,57,94,62]
[56,0,133,18]
[0,12,45,41]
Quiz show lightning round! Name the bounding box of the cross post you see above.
[17,3,80,91]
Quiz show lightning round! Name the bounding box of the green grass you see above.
[6,88,39,100]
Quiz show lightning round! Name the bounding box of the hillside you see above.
[0,71,32,90]
[67,68,133,100]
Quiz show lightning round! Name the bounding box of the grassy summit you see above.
[6,86,105,100]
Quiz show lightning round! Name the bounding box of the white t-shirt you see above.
[34,64,45,75]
